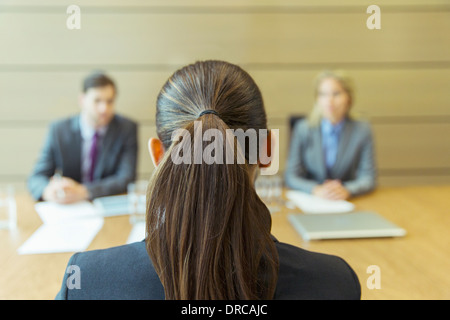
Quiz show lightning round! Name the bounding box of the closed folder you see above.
[288,211,406,241]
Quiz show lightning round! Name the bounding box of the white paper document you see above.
[34,201,101,224]
[17,218,104,255]
[286,190,355,214]
[17,201,105,255]
[93,194,130,217]
[126,221,146,244]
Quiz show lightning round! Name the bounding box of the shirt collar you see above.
[321,117,346,135]
[79,115,108,140]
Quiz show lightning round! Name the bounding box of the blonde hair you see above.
[307,70,355,126]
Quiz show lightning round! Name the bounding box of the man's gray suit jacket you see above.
[27,114,138,200]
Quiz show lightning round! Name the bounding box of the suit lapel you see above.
[70,115,82,182]
[331,119,353,178]
[311,125,327,181]
[94,116,119,180]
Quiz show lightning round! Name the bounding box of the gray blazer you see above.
[27,114,138,200]
[55,239,361,300]
[285,118,376,196]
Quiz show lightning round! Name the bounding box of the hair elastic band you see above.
[198,109,220,118]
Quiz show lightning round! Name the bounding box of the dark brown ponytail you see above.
[146,60,279,300]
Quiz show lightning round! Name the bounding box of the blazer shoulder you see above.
[350,118,372,134]
[275,241,361,299]
[291,118,315,142]
[113,114,138,129]
[109,115,138,139]
[55,252,80,300]
[49,115,77,130]
[293,118,310,133]
[57,241,165,300]
[345,119,373,144]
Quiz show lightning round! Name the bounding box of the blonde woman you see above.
[285,71,377,200]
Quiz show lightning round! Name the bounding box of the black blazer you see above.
[55,239,361,300]
[27,114,138,200]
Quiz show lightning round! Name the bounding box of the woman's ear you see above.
[258,129,279,176]
[258,131,272,169]
[148,138,165,168]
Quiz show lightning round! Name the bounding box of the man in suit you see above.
[28,72,138,203]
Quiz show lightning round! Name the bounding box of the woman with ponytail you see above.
[56,60,361,300]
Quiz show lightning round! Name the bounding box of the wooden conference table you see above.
[0,185,449,300]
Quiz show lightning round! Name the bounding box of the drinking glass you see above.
[128,180,148,224]
[0,185,17,230]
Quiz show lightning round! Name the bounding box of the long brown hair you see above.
[146,60,279,299]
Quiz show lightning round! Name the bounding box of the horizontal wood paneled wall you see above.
[1,12,449,64]
[1,69,449,122]
[2,121,449,186]
[2,0,449,10]
[0,1,449,190]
